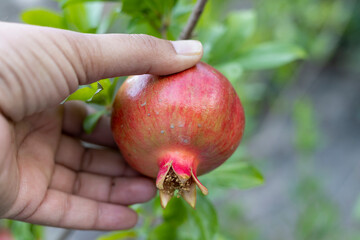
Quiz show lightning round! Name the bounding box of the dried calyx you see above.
[163,168,193,195]
[156,160,208,209]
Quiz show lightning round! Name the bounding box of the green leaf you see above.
[122,0,178,36]
[238,42,306,70]
[107,77,121,102]
[122,0,177,18]
[122,0,160,21]
[83,110,106,134]
[65,87,97,102]
[148,197,187,240]
[206,10,256,64]
[21,8,65,29]
[30,224,43,240]
[197,0,226,28]
[66,82,101,102]
[149,223,177,240]
[96,5,121,34]
[198,23,227,62]
[200,161,264,189]
[66,79,117,106]
[60,0,119,8]
[97,230,137,240]
[226,10,256,44]
[171,0,193,19]
[90,80,110,105]
[162,197,188,225]
[167,0,194,39]
[215,62,244,83]
[90,78,120,105]
[187,194,218,240]
[126,19,162,38]
[5,221,43,240]
[199,148,264,189]
[84,2,104,30]
[149,195,218,240]
[63,2,104,33]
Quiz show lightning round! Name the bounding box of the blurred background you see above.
[1,0,360,239]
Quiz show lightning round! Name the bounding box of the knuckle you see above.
[73,173,82,195]
[63,33,100,84]
[81,149,93,171]
[128,34,163,73]
[131,34,159,51]
[58,193,72,226]
[91,202,100,229]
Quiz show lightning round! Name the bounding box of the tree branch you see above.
[178,0,208,40]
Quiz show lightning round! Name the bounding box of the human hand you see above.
[0,21,203,230]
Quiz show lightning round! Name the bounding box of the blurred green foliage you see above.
[1,0,357,239]
[1,220,43,240]
[291,97,360,240]
[293,99,319,158]
[99,194,218,240]
[255,0,352,60]
[294,178,341,240]
[200,147,264,190]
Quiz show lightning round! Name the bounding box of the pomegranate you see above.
[111,62,245,208]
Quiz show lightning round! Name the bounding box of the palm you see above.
[0,103,156,230]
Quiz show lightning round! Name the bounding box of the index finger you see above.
[12,189,138,230]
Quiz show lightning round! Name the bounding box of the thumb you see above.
[0,22,202,121]
[78,34,203,84]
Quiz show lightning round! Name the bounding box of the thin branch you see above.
[160,22,169,39]
[160,15,171,39]
[178,0,208,40]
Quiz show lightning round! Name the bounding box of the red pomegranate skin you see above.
[111,62,245,207]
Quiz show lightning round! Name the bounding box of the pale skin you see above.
[0,21,203,230]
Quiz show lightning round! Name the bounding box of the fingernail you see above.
[171,40,203,56]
